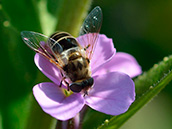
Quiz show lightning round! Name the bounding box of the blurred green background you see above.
[0,0,172,128]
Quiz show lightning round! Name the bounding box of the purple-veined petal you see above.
[34,53,62,85]
[33,82,85,121]
[92,52,142,78]
[77,34,116,71]
[85,72,135,115]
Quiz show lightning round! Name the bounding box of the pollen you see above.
[62,88,73,97]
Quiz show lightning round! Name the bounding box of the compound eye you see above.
[88,77,94,85]
[70,83,83,93]
[82,80,88,85]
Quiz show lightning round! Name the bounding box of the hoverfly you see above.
[21,6,102,95]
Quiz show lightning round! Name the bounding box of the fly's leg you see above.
[84,44,92,62]
[83,91,88,97]
[59,77,70,91]
[59,71,66,87]
[84,44,90,51]
[59,77,66,87]
[64,80,69,91]
[59,71,70,91]
[83,87,90,97]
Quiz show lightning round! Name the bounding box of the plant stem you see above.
[56,0,92,37]
[78,105,88,129]
[55,106,89,129]
[56,117,77,129]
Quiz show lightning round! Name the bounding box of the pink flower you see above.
[33,34,142,121]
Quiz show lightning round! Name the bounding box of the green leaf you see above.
[2,95,32,129]
[2,0,42,32]
[0,111,2,129]
[82,109,111,129]
[98,55,172,129]
[0,1,47,129]
[0,0,43,101]
[0,8,38,106]
[135,56,172,98]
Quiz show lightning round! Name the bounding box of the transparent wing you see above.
[21,31,64,69]
[78,6,102,59]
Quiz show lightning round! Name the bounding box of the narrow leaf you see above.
[0,1,48,129]
[98,55,172,129]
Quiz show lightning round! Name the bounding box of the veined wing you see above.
[21,31,64,69]
[78,6,103,60]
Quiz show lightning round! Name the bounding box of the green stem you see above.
[55,106,89,129]
[78,105,89,129]
[56,116,78,129]
[56,0,92,37]
[24,94,56,129]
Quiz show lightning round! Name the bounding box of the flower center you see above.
[62,88,73,97]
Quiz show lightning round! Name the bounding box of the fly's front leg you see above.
[59,71,70,91]
[59,78,70,91]
[59,77,66,87]
[83,91,88,97]
[59,71,66,87]
[64,80,69,91]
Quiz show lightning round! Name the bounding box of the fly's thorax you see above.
[60,47,80,64]
[50,32,92,82]
[49,31,79,51]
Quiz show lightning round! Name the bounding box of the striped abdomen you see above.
[63,51,91,82]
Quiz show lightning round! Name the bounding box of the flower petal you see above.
[85,72,135,115]
[77,34,116,71]
[34,53,62,84]
[33,82,85,121]
[93,52,142,78]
